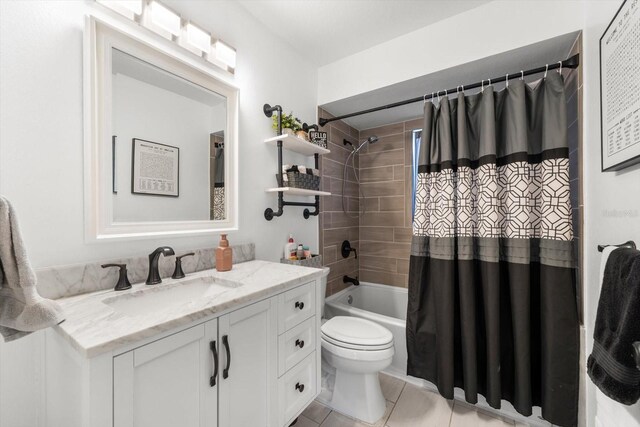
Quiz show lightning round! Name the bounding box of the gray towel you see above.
[0,195,65,342]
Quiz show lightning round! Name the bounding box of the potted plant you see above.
[273,112,302,136]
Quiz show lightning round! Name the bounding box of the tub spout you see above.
[343,275,359,286]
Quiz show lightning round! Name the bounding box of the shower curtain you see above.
[407,72,579,427]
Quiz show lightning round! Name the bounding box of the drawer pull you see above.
[295,339,305,349]
[209,340,218,387]
[295,301,304,310]
[222,335,231,379]
[295,382,305,393]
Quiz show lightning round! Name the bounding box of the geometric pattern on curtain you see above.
[414,159,572,240]
[407,72,579,427]
[213,186,225,220]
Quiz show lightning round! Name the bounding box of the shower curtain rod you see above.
[318,53,580,127]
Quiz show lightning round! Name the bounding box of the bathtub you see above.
[324,282,408,377]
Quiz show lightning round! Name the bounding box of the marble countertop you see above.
[53,260,323,358]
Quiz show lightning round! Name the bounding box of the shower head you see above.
[354,135,379,154]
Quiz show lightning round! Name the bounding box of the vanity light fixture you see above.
[96,0,143,20]
[213,40,237,69]
[146,0,181,39]
[182,22,211,56]
[94,0,237,74]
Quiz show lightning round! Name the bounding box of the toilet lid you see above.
[321,316,393,347]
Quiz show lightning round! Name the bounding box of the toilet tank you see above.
[321,267,330,318]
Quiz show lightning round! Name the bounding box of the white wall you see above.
[317,0,584,105]
[112,73,214,222]
[318,1,639,427]
[582,1,640,426]
[0,1,319,426]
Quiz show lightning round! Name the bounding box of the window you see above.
[411,129,422,222]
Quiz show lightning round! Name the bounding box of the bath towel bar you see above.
[597,240,636,252]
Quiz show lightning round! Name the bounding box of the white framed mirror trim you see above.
[84,15,239,242]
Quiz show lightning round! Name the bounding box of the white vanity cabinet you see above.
[113,321,219,427]
[218,298,277,427]
[45,273,321,427]
[113,299,277,427]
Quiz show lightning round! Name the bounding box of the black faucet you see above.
[146,246,175,285]
[343,275,360,286]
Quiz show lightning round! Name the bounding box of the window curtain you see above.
[407,72,579,427]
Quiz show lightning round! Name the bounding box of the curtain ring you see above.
[557,60,563,75]
[488,78,491,87]
[481,79,485,92]
[544,64,548,78]
[506,73,509,88]
[520,70,524,80]
[423,93,427,104]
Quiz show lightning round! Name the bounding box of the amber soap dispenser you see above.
[215,234,233,272]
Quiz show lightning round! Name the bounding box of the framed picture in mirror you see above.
[131,138,179,197]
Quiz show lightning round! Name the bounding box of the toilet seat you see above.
[321,316,393,351]
[321,337,394,362]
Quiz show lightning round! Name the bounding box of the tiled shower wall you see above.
[318,110,421,294]
[356,119,419,287]
[318,109,360,296]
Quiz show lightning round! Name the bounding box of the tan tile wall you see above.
[318,108,360,297]
[318,108,422,293]
[356,118,421,289]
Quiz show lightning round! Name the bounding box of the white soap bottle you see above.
[284,234,296,259]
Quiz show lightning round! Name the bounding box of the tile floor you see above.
[297,373,532,427]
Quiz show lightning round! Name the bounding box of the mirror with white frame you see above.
[85,17,238,240]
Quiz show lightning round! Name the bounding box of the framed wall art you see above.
[600,0,640,171]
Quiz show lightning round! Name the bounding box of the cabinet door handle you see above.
[295,382,305,393]
[295,301,304,310]
[222,335,231,379]
[209,340,218,387]
[295,339,304,349]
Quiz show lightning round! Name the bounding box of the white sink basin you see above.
[103,276,242,317]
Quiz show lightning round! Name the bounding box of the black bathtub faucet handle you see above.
[341,240,358,259]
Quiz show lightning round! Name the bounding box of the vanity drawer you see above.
[278,282,316,333]
[279,352,316,425]
[278,316,316,376]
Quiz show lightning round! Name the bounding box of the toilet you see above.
[319,268,394,424]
